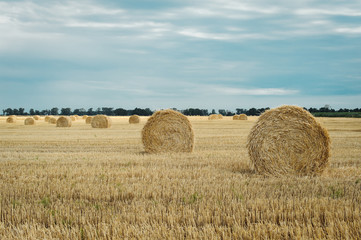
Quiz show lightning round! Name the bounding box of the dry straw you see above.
[56,116,72,127]
[6,116,16,123]
[239,114,248,120]
[142,109,194,153]
[48,117,57,124]
[70,116,76,121]
[247,105,330,176]
[82,115,88,119]
[91,115,112,128]
[129,115,140,124]
[44,116,53,122]
[233,115,240,120]
[208,114,223,120]
[33,115,41,120]
[24,117,35,125]
[85,116,93,124]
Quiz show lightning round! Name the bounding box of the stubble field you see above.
[0,116,360,239]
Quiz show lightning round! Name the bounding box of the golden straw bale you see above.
[33,115,40,120]
[142,109,194,153]
[129,115,140,124]
[233,115,240,120]
[217,114,223,119]
[85,116,93,124]
[247,105,330,176]
[70,116,76,121]
[48,117,57,124]
[6,116,16,123]
[208,114,218,120]
[24,117,35,125]
[44,116,53,122]
[91,115,112,128]
[56,116,72,127]
[82,115,88,119]
[238,114,248,120]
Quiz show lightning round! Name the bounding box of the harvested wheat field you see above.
[0,116,360,239]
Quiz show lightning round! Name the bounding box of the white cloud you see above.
[210,86,299,96]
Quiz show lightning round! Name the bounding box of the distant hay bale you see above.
[82,115,88,119]
[239,114,248,120]
[208,114,218,120]
[56,116,72,127]
[247,105,330,176]
[70,116,76,121]
[24,117,35,125]
[233,115,240,120]
[91,115,112,128]
[33,115,40,120]
[142,109,194,153]
[217,114,223,119]
[85,116,93,124]
[44,116,53,122]
[48,117,57,124]
[129,115,140,124]
[6,116,16,123]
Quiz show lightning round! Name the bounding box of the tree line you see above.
[2,106,361,117]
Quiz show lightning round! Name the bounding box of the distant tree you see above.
[247,108,258,116]
[4,108,14,115]
[211,109,216,114]
[50,107,59,115]
[114,108,127,116]
[218,109,226,116]
[29,109,35,115]
[60,108,71,115]
[101,107,114,116]
[236,108,246,114]
[87,108,94,115]
[19,108,25,115]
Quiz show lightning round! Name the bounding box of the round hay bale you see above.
[217,114,223,119]
[91,115,111,128]
[33,115,40,120]
[142,109,194,153]
[85,116,93,124]
[82,115,88,119]
[70,116,76,121]
[247,105,330,176]
[24,117,35,125]
[238,114,248,120]
[129,115,140,124]
[233,115,240,120]
[56,116,72,127]
[208,114,218,120]
[44,116,53,122]
[48,117,57,124]
[6,116,16,123]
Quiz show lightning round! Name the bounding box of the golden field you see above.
[0,116,360,239]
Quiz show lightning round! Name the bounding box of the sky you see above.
[1,0,361,111]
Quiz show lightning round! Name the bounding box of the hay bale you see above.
[70,116,76,121]
[44,116,53,122]
[142,109,194,153]
[208,114,218,120]
[217,114,223,119]
[24,117,35,125]
[6,116,16,123]
[85,116,93,124]
[33,115,40,120]
[239,114,248,120]
[91,115,111,128]
[247,105,330,176]
[48,117,57,124]
[129,115,140,124]
[82,115,88,119]
[56,116,72,127]
[233,115,240,120]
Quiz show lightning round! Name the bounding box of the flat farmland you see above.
[0,116,360,239]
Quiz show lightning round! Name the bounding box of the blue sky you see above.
[1,0,361,111]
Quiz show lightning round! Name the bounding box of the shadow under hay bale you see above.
[247,105,330,176]
[142,109,194,153]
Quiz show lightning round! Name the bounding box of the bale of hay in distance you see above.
[48,117,57,124]
[33,115,41,120]
[82,115,88,119]
[91,115,111,128]
[6,116,16,123]
[44,116,53,122]
[85,116,93,124]
[239,114,248,120]
[217,114,223,119]
[233,115,240,120]
[70,116,76,121]
[142,109,194,153]
[56,116,72,127]
[208,114,218,120]
[24,117,35,125]
[129,115,140,124]
[247,105,330,176]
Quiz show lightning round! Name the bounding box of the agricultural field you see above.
[0,116,360,239]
